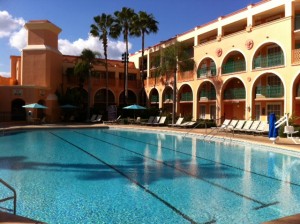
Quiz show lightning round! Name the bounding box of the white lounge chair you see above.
[254,121,269,135]
[211,119,231,131]
[237,120,253,133]
[141,116,154,125]
[152,116,167,126]
[104,115,121,124]
[91,115,102,123]
[225,120,238,131]
[233,120,246,132]
[89,114,97,122]
[244,120,261,134]
[146,116,160,126]
[168,117,184,127]
[179,121,196,128]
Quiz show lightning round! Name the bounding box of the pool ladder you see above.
[0,178,17,215]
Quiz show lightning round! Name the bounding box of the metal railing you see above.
[255,85,284,98]
[222,60,245,74]
[223,88,246,99]
[253,52,284,69]
[0,178,17,214]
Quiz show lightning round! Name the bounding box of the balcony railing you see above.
[253,52,284,69]
[199,90,216,100]
[150,95,159,103]
[255,85,284,98]
[297,85,300,97]
[197,66,217,78]
[180,92,193,101]
[224,88,245,99]
[222,61,245,74]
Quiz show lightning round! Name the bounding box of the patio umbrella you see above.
[123,104,146,110]
[268,113,278,144]
[123,104,146,119]
[22,103,48,109]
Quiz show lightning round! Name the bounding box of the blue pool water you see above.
[0,128,300,223]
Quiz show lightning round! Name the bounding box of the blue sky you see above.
[0,0,258,76]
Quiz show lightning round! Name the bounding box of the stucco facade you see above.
[130,0,300,125]
[0,20,141,122]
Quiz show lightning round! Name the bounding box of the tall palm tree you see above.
[74,48,100,121]
[111,7,136,105]
[158,41,195,124]
[131,11,159,105]
[90,13,114,113]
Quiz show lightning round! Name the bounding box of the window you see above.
[210,105,216,120]
[267,103,282,117]
[200,105,206,119]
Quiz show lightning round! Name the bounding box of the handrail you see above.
[0,178,17,214]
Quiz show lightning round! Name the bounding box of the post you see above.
[172,56,178,125]
[87,63,92,122]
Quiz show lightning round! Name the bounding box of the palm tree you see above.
[74,48,100,121]
[131,11,159,105]
[158,41,195,124]
[90,13,114,113]
[111,7,136,105]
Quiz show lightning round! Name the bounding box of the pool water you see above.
[0,128,300,223]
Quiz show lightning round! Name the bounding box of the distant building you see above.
[0,20,142,122]
[130,0,300,124]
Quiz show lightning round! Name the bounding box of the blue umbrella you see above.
[268,113,278,143]
[123,104,146,110]
[123,104,146,119]
[22,103,48,109]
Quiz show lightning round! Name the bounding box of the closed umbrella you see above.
[268,113,278,144]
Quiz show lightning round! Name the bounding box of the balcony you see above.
[224,88,245,100]
[199,90,216,101]
[197,66,217,78]
[150,95,159,103]
[180,92,193,102]
[164,94,173,103]
[222,61,245,74]
[253,52,284,69]
[255,85,284,98]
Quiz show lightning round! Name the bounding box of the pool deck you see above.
[0,121,300,223]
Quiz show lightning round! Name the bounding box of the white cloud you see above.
[2,10,132,60]
[0,11,25,38]
[0,71,11,77]
[9,27,27,51]
[59,34,130,60]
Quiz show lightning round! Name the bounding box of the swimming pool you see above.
[0,128,300,223]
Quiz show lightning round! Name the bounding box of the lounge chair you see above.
[152,116,167,126]
[254,121,269,135]
[232,120,246,132]
[236,120,253,133]
[91,115,102,123]
[224,120,238,131]
[89,114,97,122]
[244,120,261,134]
[168,117,184,127]
[211,119,231,131]
[179,121,196,128]
[146,116,160,126]
[104,115,121,124]
[141,116,154,125]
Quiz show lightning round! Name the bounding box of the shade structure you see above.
[268,113,278,143]
[22,103,48,109]
[123,104,146,110]
[60,104,77,109]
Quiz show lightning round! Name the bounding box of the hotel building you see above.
[130,0,300,124]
